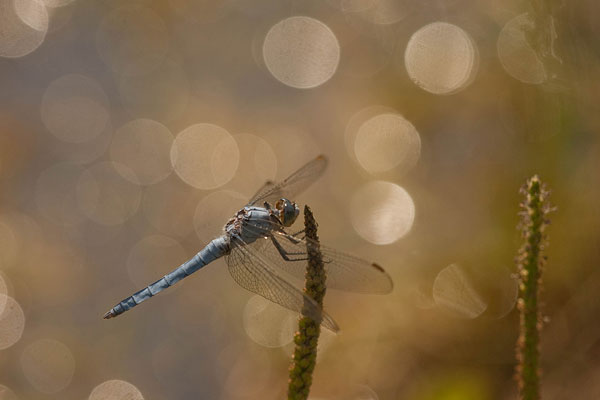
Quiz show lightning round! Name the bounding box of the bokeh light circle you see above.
[13,0,48,32]
[0,0,48,58]
[345,105,395,161]
[170,123,239,190]
[96,5,169,76]
[20,339,75,393]
[76,161,142,226]
[0,295,25,350]
[350,181,415,245]
[497,13,546,84]
[41,74,110,143]
[404,22,478,95]
[432,264,488,319]
[127,235,187,292]
[243,295,297,348]
[89,379,144,400]
[110,119,174,185]
[354,113,420,174]
[263,16,340,89]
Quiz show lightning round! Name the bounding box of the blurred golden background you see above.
[1,0,599,399]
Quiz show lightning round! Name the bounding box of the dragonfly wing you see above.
[248,180,276,205]
[225,235,339,332]
[248,155,328,206]
[242,221,394,294]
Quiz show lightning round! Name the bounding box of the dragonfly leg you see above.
[282,230,305,244]
[270,236,308,262]
[289,229,306,239]
[279,232,333,264]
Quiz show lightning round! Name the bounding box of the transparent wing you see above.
[248,180,275,204]
[248,155,328,206]
[243,221,394,294]
[225,234,339,332]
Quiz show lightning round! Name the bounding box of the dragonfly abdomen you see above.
[104,236,229,319]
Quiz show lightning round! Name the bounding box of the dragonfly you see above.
[103,155,393,332]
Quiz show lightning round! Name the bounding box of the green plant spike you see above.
[287,205,327,400]
[515,175,553,400]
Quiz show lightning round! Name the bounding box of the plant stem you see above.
[287,205,327,400]
[516,175,552,400]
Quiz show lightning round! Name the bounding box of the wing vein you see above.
[225,235,339,332]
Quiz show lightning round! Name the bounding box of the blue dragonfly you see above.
[104,155,393,331]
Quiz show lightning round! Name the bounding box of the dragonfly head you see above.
[275,198,299,227]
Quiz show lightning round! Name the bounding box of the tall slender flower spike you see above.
[288,206,327,400]
[515,175,553,400]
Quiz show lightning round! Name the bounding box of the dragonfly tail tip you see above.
[103,310,115,319]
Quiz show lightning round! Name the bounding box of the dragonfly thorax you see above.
[225,206,275,245]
